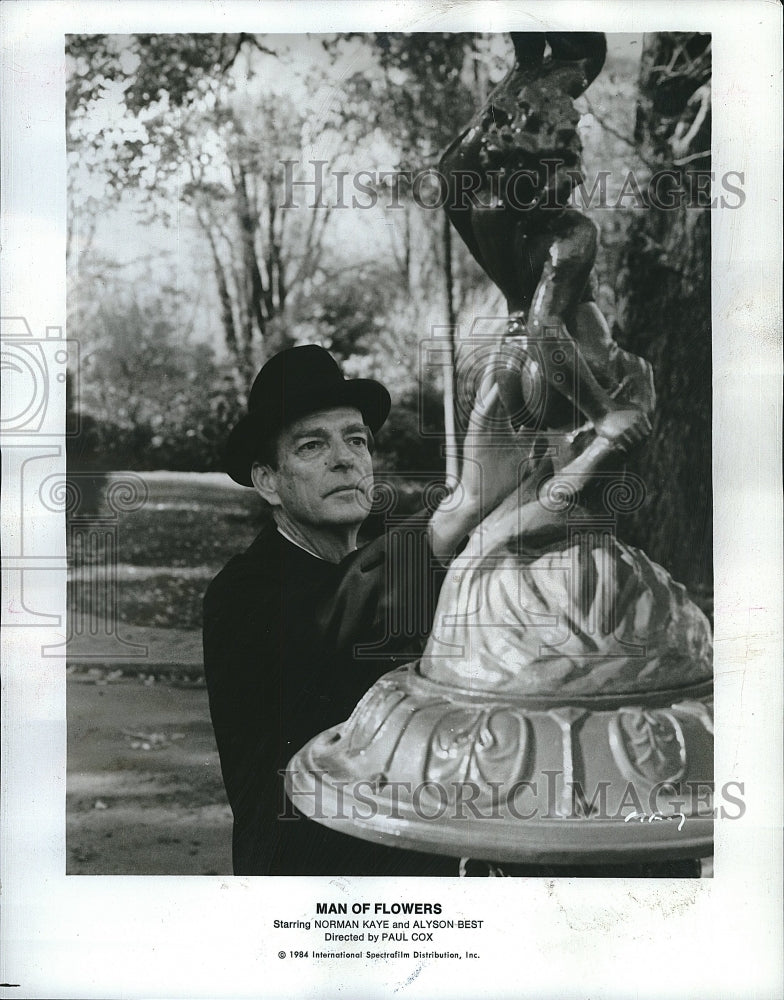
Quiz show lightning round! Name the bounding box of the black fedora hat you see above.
[225,345,391,486]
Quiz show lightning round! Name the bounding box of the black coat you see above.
[202,516,456,875]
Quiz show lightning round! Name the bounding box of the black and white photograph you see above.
[63,27,718,879]
[1,2,782,998]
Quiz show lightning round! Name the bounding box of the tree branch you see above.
[220,33,277,74]
[583,97,656,170]
[672,149,710,167]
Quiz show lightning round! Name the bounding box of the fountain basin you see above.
[286,663,713,864]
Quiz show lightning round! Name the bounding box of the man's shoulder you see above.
[204,523,281,606]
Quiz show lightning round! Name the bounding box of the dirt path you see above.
[67,674,232,875]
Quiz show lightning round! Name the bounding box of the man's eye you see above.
[298,440,322,453]
[348,436,368,448]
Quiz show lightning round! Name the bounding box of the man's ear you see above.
[251,462,281,506]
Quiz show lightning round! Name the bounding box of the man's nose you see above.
[329,439,357,467]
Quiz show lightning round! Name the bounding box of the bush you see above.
[373,382,445,476]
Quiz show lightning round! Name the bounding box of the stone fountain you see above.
[286,32,713,868]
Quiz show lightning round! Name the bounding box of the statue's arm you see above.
[429,380,528,561]
[428,340,653,562]
[469,433,616,559]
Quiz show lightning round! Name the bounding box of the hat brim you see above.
[225,378,391,487]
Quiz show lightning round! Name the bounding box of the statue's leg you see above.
[440,128,542,311]
[566,302,618,388]
[468,204,537,312]
[456,206,611,431]
[440,134,487,268]
[449,204,542,427]
[523,210,646,444]
[527,209,598,333]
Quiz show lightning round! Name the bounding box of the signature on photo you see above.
[624,810,686,832]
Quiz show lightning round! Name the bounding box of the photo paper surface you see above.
[1,2,781,998]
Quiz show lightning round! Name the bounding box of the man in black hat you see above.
[203,345,512,876]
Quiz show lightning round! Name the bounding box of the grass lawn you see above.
[68,472,265,630]
[102,472,266,567]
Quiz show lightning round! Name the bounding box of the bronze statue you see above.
[440,32,650,449]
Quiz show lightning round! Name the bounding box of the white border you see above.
[1,2,782,998]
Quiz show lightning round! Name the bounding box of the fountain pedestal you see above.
[287,664,713,864]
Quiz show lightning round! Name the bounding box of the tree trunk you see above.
[616,32,712,597]
[234,164,269,340]
[199,214,240,359]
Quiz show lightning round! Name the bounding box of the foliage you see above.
[66,33,272,115]
[67,31,496,472]
[332,33,477,165]
[373,381,445,476]
[333,34,499,311]
[67,34,338,375]
[69,289,245,472]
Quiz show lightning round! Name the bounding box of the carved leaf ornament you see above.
[609,707,687,786]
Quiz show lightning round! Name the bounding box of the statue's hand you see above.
[593,406,651,452]
[610,352,656,418]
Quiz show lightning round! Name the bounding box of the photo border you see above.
[1,2,782,997]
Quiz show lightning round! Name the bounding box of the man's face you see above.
[259,407,374,531]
